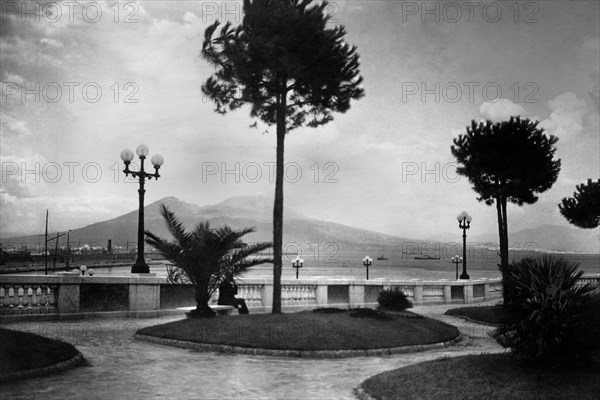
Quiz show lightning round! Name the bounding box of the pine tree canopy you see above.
[451,116,561,206]
[559,178,600,229]
[201,0,364,132]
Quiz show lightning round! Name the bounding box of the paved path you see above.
[0,303,503,399]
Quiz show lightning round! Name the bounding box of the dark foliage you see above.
[559,178,600,229]
[201,0,364,131]
[451,117,560,206]
[491,256,599,363]
[377,288,413,311]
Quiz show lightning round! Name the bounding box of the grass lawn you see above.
[0,328,80,374]
[361,353,600,400]
[137,309,459,351]
[445,305,514,325]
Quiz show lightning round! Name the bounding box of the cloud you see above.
[0,152,50,199]
[539,92,587,141]
[39,37,63,48]
[2,71,24,83]
[589,71,599,112]
[183,11,199,24]
[0,192,128,238]
[0,114,31,137]
[479,99,527,122]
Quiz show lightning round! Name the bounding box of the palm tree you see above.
[145,204,272,318]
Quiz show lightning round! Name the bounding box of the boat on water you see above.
[376,254,388,260]
[414,254,441,260]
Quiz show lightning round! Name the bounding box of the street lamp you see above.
[363,256,372,280]
[120,144,164,274]
[292,256,304,279]
[456,211,472,279]
[451,254,463,280]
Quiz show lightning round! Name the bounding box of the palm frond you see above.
[160,204,192,247]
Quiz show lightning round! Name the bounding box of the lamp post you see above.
[292,256,304,279]
[120,144,164,274]
[456,211,472,279]
[363,256,372,280]
[451,254,463,280]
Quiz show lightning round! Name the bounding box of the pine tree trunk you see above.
[496,198,505,265]
[272,87,287,314]
[496,197,509,305]
[501,197,509,267]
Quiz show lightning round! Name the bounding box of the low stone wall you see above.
[1,273,598,322]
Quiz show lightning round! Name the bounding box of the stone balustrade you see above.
[0,284,57,315]
[0,273,598,322]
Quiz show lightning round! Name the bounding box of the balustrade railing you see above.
[422,285,445,302]
[282,285,317,306]
[1,274,598,321]
[0,284,57,315]
[238,284,264,307]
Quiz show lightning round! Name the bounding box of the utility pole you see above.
[54,236,59,271]
[66,230,71,269]
[46,231,67,273]
[44,210,48,275]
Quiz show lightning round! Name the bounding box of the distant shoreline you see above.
[0,260,165,274]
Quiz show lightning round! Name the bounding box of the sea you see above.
[45,249,600,281]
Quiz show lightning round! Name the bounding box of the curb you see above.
[0,352,85,384]
[133,332,462,359]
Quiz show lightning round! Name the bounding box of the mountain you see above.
[1,196,414,252]
[196,195,308,222]
[468,224,599,254]
[3,196,598,254]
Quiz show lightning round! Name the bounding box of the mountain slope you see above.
[3,197,598,254]
[468,224,599,253]
[2,196,414,251]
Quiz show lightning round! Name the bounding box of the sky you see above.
[1,0,599,243]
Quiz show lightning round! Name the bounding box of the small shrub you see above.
[377,288,413,311]
[491,256,597,363]
[313,307,346,314]
[349,308,392,320]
